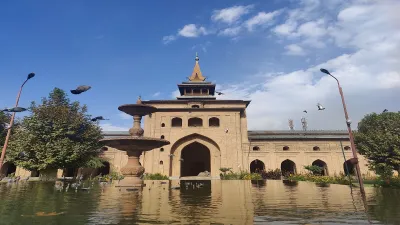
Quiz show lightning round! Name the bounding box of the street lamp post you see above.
[0,73,35,171]
[320,68,365,194]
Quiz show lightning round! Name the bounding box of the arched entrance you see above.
[250,159,265,173]
[312,159,328,176]
[98,162,111,176]
[0,162,16,177]
[170,133,220,178]
[281,159,296,176]
[181,142,210,177]
[343,160,355,176]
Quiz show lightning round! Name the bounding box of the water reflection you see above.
[0,180,399,224]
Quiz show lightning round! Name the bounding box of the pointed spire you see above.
[188,53,206,82]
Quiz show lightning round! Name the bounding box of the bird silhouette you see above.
[70,85,91,95]
[383,109,388,113]
[91,116,109,122]
[216,91,224,95]
[317,103,325,110]
[2,107,27,112]
[303,110,307,113]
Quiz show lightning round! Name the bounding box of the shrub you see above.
[94,171,124,182]
[304,165,323,175]
[143,173,169,180]
[261,169,282,180]
[220,170,262,180]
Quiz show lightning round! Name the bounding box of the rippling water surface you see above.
[0,180,399,225]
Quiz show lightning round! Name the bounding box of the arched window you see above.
[191,105,200,108]
[283,146,290,151]
[161,135,165,139]
[161,123,165,127]
[188,117,203,127]
[253,146,260,151]
[281,159,296,176]
[171,117,182,127]
[313,146,320,151]
[209,117,220,127]
[312,159,329,176]
[160,148,164,152]
[250,159,265,173]
[159,161,163,165]
[344,146,351,150]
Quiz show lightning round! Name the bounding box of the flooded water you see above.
[0,180,399,225]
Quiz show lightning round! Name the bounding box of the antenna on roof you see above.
[288,119,294,131]
[301,117,308,131]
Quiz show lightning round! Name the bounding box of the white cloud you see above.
[273,22,297,36]
[218,27,242,36]
[213,0,400,130]
[211,5,253,24]
[178,24,207,38]
[152,92,161,97]
[245,10,281,31]
[171,90,180,99]
[100,123,130,132]
[162,35,176,44]
[284,44,306,55]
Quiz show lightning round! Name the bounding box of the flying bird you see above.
[303,110,307,113]
[216,91,224,95]
[70,85,91,95]
[2,107,27,112]
[383,109,388,113]
[91,116,109,122]
[317,103,325,111]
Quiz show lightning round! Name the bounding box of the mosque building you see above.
[4,55,371,179]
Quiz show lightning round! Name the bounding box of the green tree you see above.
[0,111,11,144]
[354,112,400,178]
[6,88,104,171]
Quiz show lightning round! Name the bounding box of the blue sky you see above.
[1,0,399,131]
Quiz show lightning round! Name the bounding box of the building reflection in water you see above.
[86,180,393,224]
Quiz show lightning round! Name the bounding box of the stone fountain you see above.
[99,97,170,187]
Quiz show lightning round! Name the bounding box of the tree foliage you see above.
[0,111,11,145]
[7,88,104,171]
[354,112,400,178]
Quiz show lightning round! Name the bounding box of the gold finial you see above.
[189,53,205,81]
[136,95,142,104]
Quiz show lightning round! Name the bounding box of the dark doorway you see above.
[181,142,210,177]
[250,159,265,173]
[281,159,296,176]
[31,170,40,177]
[65,168,76,177]
[98,162,110,176]
[3,162,16,177]
[343,160,355,176]
[312,159,328,176]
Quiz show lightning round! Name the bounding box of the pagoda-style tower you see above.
[177,54,216,100]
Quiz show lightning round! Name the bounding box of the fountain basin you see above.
[99,137,170,151]
[99,137,170,187]
[118,104,157,117]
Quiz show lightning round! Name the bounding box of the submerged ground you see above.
[0,180,399,225]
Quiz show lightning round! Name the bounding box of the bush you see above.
[261,169,282,180]
[220,170,262,180]
[287,174,351,185]
[94,171,124,182]
[304,165,323,175]
[143,173,169,180]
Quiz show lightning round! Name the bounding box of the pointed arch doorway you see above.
[170,133,221,178]
[181,142,211,177]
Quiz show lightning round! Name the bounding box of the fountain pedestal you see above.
[118,150,145,187]
[99,97,170,188]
